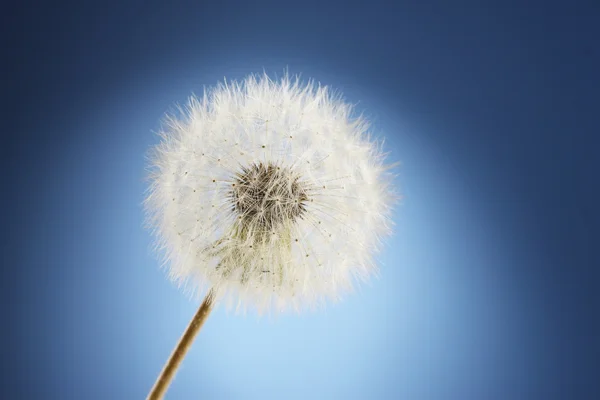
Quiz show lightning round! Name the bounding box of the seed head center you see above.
[231,162,308,229]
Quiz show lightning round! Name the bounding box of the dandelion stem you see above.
[147,289,215,400]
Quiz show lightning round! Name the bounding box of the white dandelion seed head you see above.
[145,72,397,314]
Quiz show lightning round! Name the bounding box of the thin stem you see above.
[147,289,215,400]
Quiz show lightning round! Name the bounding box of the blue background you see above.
[5,1,599,399]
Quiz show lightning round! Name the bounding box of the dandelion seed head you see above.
[145,72,397,313]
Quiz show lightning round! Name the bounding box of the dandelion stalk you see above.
[147,289,215,400]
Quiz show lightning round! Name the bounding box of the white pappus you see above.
[145,72,397,313]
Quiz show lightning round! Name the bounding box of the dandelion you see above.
[144,72,397,398]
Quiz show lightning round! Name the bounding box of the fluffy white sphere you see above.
[145,73,396,313]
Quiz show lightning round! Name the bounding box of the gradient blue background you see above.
[5,1,599,399]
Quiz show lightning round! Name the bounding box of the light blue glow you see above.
[26,61,548,400]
